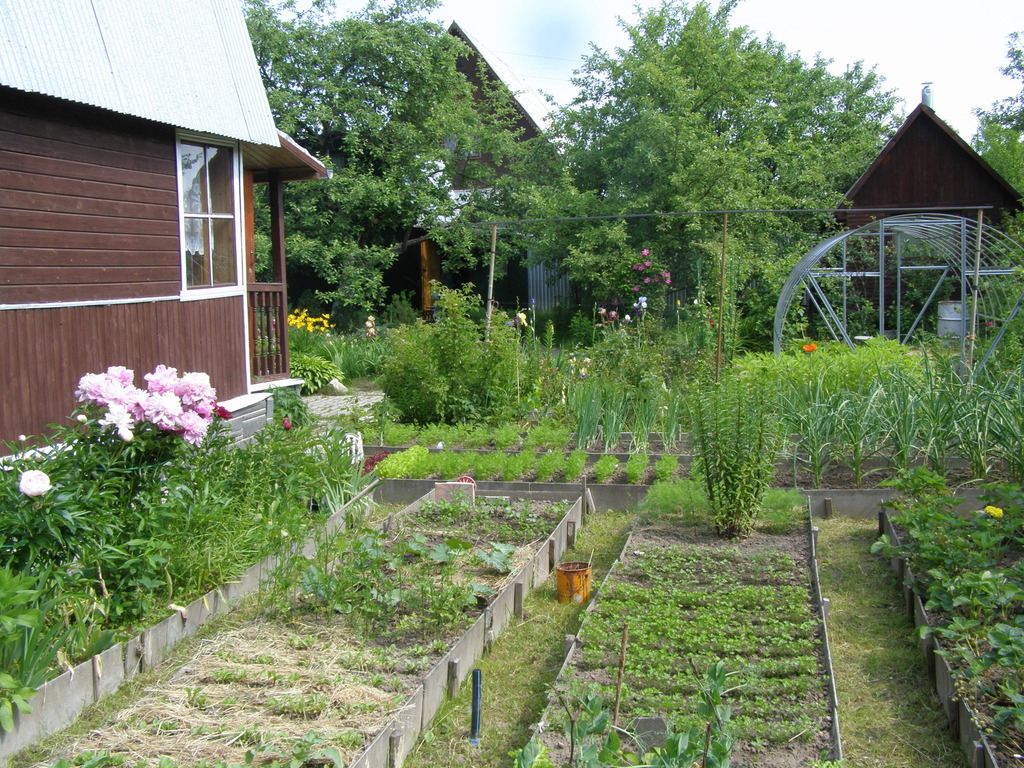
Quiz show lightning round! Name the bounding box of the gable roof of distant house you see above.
[448,21,552,133]
[0,0,280,146]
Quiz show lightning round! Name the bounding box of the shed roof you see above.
[0,0,281,146]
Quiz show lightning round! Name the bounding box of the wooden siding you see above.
[0,296,248,445]
[841,105,1021,229]
[0,88,180,304]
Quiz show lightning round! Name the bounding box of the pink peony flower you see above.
[76,372,129,407]
[19,470,51,497]
[644,260,652,267]
[641,249,650,256]
[175,372,215,406]
[106,366,135,386]
[644,277,651,283]
[142,391,184,430]
[177,411,210,446]
[145,364,179,394]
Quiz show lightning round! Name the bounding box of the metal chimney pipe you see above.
[922,82,933,108]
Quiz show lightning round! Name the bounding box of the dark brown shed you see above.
[838,103,1022,228]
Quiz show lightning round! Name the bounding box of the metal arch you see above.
[773,214,1024,374]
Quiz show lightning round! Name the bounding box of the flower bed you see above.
[10,487,586,768]
[872,471,1024,767]
[523,513,839,767]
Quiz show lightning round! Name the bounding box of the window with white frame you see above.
[178,138,240,290]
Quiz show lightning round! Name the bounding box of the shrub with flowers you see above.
[287,309,334,335]
[629,249,671,293]
[75,364,228,447]
[1,364,369,640]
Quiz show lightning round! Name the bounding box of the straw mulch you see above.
[42,540,544,767]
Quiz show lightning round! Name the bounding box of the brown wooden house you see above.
[0,0,326,446]
[388,22,551,317]
[838,102,1022,228]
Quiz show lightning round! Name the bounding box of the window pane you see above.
[179,143,208,214]
[184,218,210,287]
[210,218,237,286]
[207,146,235,214]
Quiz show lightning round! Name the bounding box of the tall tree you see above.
[245,0,533,316]
[515,0,898,345]
[975,32,1024,203]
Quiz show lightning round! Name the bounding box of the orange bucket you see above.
[556,562,592,604]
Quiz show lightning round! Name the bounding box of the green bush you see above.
[375,446,431,479]
[642,477,709,521]
[290,353,344,395]
[326,334,388,380]
[564,450,588,482]
[592,454,619,484]
[534,451,564,482]
[625,453,648,484]
[472,452,505,480]
[379,284,530,423]
[271,385,312,428]
[653,453,680,483]
[734,337,921,398]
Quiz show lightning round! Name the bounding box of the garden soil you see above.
[540,523,833,768]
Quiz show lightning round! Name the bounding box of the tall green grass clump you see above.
[688,375,781,537]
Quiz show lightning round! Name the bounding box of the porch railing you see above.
[248,284,289,380]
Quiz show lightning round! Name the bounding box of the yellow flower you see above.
[984,505,1004,519]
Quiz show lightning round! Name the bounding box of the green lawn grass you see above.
[817,515,965,767]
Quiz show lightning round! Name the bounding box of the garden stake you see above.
[613,622,629,726]
[469,668,482,744]
[484,224,498,339]
[715,212,728,383]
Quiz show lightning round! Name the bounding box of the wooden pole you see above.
[613,622,629,727]
[715,213,728,383]
[485,224,498,339]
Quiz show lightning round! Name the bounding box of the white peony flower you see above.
[19,470,51,497]
[99,403,135,442]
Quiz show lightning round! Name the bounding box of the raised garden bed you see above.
[877,507,1015,768]
[3,484,587,768]
[364,441,1004,490]
[529,510,841,767]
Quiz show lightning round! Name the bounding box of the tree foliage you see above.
[515,0,899,346]
[975,31,1024,211]
[245,0,535,315]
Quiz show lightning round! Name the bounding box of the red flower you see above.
[282,416,292,430]
[213,404,233,419]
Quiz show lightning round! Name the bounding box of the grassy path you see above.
[816,515,965,767]
[404,509,636,768]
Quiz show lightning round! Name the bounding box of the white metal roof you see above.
[0,0,280,145]
[449,21,552,132]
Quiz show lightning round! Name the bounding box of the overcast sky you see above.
[333,0,1023,140]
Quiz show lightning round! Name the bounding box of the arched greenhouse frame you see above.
[773,213,1024,374]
